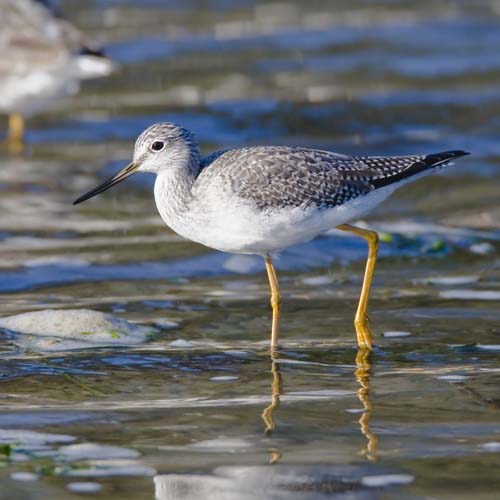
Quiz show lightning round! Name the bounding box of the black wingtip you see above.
[426,150,470,164]
[371,149,470,190]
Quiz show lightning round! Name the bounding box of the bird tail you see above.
[372,150,469,189]
[423,150,470,168]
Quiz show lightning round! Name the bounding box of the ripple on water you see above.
[435,375,469,382]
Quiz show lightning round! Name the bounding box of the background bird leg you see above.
[7,113,24,153]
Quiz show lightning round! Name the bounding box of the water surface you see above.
[0,1,499,498]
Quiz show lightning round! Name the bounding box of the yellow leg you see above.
[355,349,378,461]
[337,224,379,350]
[7,113,24,153]
[264,255,280,351]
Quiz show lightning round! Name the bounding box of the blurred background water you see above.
[0,1,499,499]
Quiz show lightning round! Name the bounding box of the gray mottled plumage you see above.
[76,122,469,215]
[195,145,467,210]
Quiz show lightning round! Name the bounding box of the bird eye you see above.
[151,141,165,152]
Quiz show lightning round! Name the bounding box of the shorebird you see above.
[0,0,113,151]
[74,122,469,351]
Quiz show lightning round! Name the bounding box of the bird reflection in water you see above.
[260,347,378,464]
[261,351,283,464]
[355,348,378,461]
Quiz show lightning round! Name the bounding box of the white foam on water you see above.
[58,443,140,461]
[0,309,157,352]
[414,275,479,286]
[361,474,414,487]
[154,319,180,330]
[439,290,500,300]
[66,482,103,493]
[481,442,500,452]
[10,472,39,482]
[436,375,469,382]
[469,242,494,255]
[300,275,334,286]
[223,350,252,358]
[210,376,239,382]
[478,345,500,351]
[169,339,194,348]
[383,331,412,338]
[0,429,76,446]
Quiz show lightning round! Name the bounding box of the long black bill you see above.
[73,162,139,205]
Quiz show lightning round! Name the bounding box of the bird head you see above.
[73,122,199,205]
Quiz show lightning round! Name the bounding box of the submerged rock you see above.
[0,309,157,352]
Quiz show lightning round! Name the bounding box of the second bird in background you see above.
[0,0,114,152]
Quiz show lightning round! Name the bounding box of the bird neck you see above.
[153,154,200,232]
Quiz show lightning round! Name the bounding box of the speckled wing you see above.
[196,146,467,210]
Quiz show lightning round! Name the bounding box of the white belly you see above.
[0,56,112,115]
[155,177,400,255]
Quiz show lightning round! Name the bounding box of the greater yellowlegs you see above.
[74,122,469,350]
[0,0,113,151]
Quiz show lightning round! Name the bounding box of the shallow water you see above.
[1,1,500,498]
